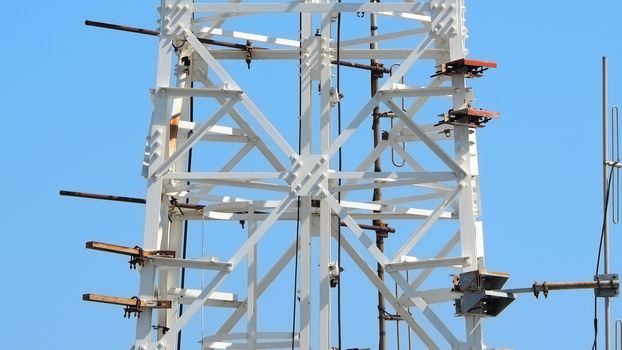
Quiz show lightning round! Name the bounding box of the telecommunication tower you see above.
[74,0,566,349]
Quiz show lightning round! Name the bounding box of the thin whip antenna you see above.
[602,55,612,350]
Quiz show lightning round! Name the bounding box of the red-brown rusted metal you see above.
[432,58,497,78]
[436,108,500,128]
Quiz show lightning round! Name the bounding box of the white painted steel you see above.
[127,0,495,349]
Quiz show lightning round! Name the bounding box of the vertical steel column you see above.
[299,7,313,350]
[319,9,333,350]
[135,1,191,349]
[444,0,485,348]
[134,0,174,342]
[248,208,258,350]
[159,38,193,349]
[603,55,611,350]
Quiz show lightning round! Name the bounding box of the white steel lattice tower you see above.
[127,0,507,349]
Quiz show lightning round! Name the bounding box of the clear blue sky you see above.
[2,1,622,349]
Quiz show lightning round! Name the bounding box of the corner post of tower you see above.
[431,0,486,348]
[134,1,193,349]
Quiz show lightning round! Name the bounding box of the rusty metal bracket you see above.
[432,58,497,78]
[85,241,175,270]
[83,293,172,317]
[436,108,500,128]
[371,62,385,79]
[454,269,514,317]
[595,274,620,297]
[129,246,146,269]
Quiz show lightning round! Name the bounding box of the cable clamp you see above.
[123,296,142,318]
[245,40,253,69]
[152,324,170,334]
[168,197,184,222]
[129,246,146,269]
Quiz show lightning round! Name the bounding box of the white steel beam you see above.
[336,28,429,48]
[152,97,240,179]
[339,236,441,350]
[122,0,495,349]
[207,48,446,60]
[384,256,470,272]
[150,256,232,271]
[193,3,428,15]
[398,230,461,305]
[195,26,300,48]
[392,184,464,262]
[157,195,295,348]
[247,209,258,349]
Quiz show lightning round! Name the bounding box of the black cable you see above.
[592,165,615,350]
[177,54,195,350]
[291,13,303,350]
[290,124,302,350]
[291,193,301,350]
[290,122,302,350]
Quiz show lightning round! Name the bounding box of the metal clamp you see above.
[168,197,185,222]
[152,324,170,334]
[123,296,142,318]
[245,40,253,69]
[329,262,344,288]
[532,281,549,298]
[129,246,146,269]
